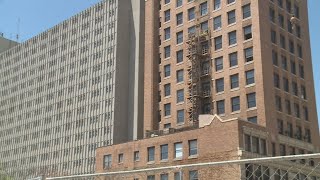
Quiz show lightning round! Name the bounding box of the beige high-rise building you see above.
[0,0,145,178]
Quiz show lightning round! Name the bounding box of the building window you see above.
[174,142,183,158]
[274,73,280,88]
[177,50,183,63]
[280,34,286,49]
[176,12,183,25]
[103,155,112,169]
[164,27,170,40]
[147,175,155,180]
[296,25,301,38]
[176,0,183,7]
[174,172,182,180]
[292,81,298,96]
[297,44,303,58]
[275,95,282,111]
[164,46,171,58]
[200,2,208,16]
[289,39,295,54]
[164,10,170,22]
[134,151,140,161]
[164,83,171,96]
[229,52,238,67]
[214,0,221,10]
[243,25,252,40]
[217,100,225,115]
[213,15,222,30]
[189,140,198,156]
[283,77,289,92]
[303,106,309,121]
[200,21,208,31]
[248,116,257,124]
[278,14,284,28]
[247,93,256,108]
[301,85,307,99]
[161,174,169,180]
[228,31,237,45]
[285,99,291,115]
[281,55,288,70]
[215,57,223,71]
[216,78,224,93]
[164,64,171,77]
[230,74,239,89]
[280,144,286,156]
[177,89,184,103]
[244,134,251,152]
[269,8,275,22]
[118,153,124,163]
[188,7,195,21]
[305,128,311,143]
[291,60,296,75]
[299,64,305,79]
[245,70,255,85]
[177,69,184,83]
[252,136,260,153]
[164,123,171,129]
[214,36,222,50]
[287,122,293,137]
[176,31,183,44]
[228,0,235,4]
[271,29,277,43]
[189,170,198,180]
[228,10,236,24]
[277,119,284,134]
[242,4,251,19]
[147,147,155,162]
[177,109,184,123]
[160,144,169,160]
[165,0,171,4]
[294,103,300,118]
[244,47,253,62]
[231,96,240,112]
[164,103,171,116]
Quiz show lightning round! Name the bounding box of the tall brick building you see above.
[96,0,320,179]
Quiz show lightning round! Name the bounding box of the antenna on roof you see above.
[16,18,20,42]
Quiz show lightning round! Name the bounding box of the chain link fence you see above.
[38,153,320,180]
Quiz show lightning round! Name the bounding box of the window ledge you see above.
[230,88,240,92]
[212,8,221,13]
[147,161,155,165]
[164,95,171,99]
[227,22,236,28]
[176,81,184,85]
[176,43,183,46]
[231,111,241,115]
[245,61,254,66]
[229,44,237,48]
[247,107,257,111]
[227,2,236,7]
[188,155,198,159]
[230,65,239,70]
[173,158,183,161]
[160,159,169,163]
[176,122,185,126]
[176,24,183,28]
[242,17,252,21]
[243,39,253,44]
[245,83,256,88]
[164,115,172,119]
[176,62,184,66]
[164,76,171,80]
[216,92,224,95]
[163,39,171,43]
[176,102,185,105]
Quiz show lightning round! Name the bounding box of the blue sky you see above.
[0,0,319,121]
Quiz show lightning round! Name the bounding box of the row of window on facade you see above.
[163,1,250,25]
[103,140,198,168]
[277,119,312,143]
[274,94,309,121]
[163,0,237,9]
[272,50,305,80]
